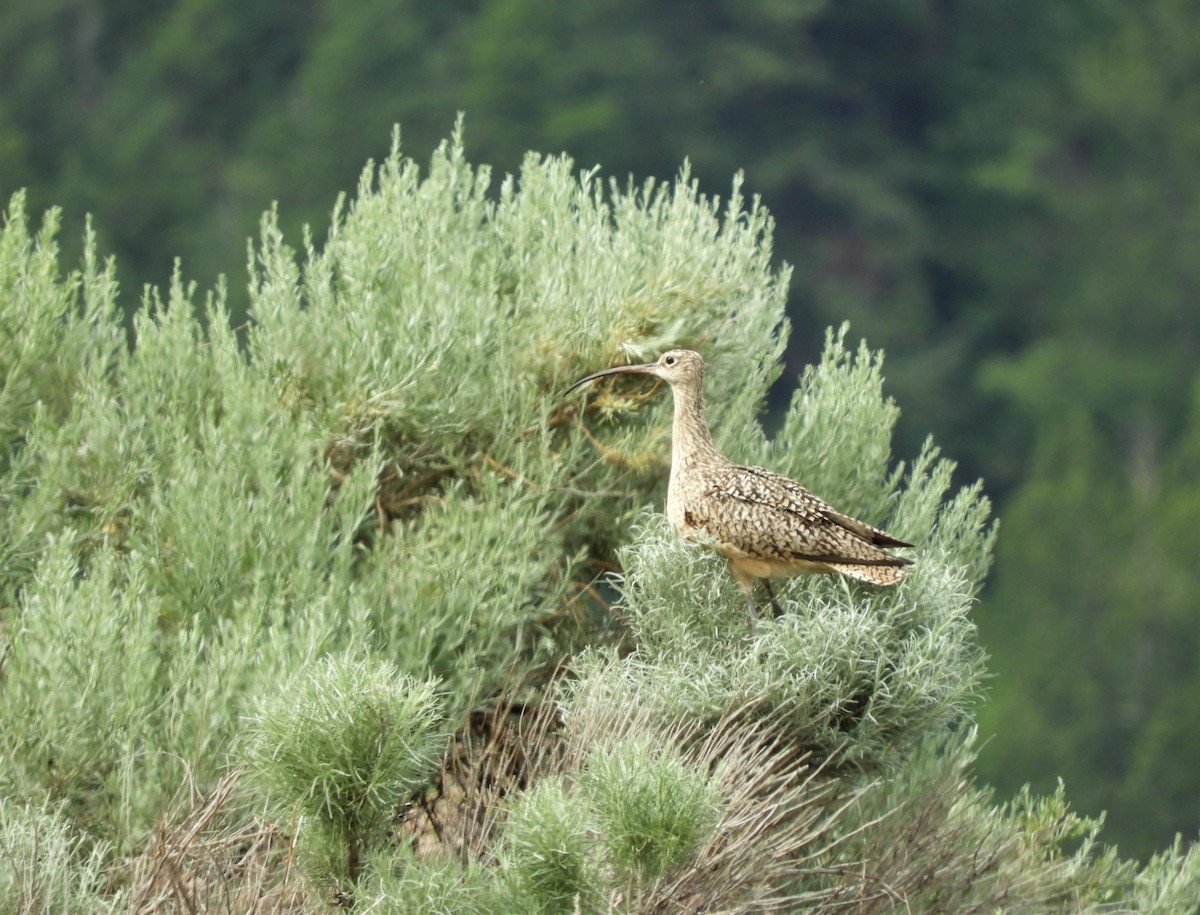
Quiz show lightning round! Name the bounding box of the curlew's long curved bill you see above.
[560,362,657,398]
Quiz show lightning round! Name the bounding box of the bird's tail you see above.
[833,561,910,586]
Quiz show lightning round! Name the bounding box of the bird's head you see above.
[561,349,705,397]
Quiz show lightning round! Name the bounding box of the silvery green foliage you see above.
[0,799,119,915]
[244,654,446,890]
[580,736,720,885]
[363,850,512,915]
[0,126,785,847]
[499,734,722,913]
[500,779,601,914]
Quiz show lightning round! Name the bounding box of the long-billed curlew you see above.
[563,349,913,623]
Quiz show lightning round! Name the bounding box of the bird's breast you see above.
[665,481,688,532]
[666,464,710,535]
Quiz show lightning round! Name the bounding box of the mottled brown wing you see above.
[812,502,913,549]
[694,464,913,568]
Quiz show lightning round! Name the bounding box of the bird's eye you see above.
[664,354,676,366]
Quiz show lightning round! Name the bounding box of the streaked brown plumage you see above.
[563,349,913,622]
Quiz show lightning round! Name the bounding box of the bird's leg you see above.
[761,580,785,618]
[730,563,761,632]
[737,581,760,633]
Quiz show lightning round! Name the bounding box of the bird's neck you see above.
[669,383,722,467]
[665,381,723,532]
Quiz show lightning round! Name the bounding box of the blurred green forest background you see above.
[2,0,1198,861]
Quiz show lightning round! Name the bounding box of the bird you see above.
[562,349,913,623]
